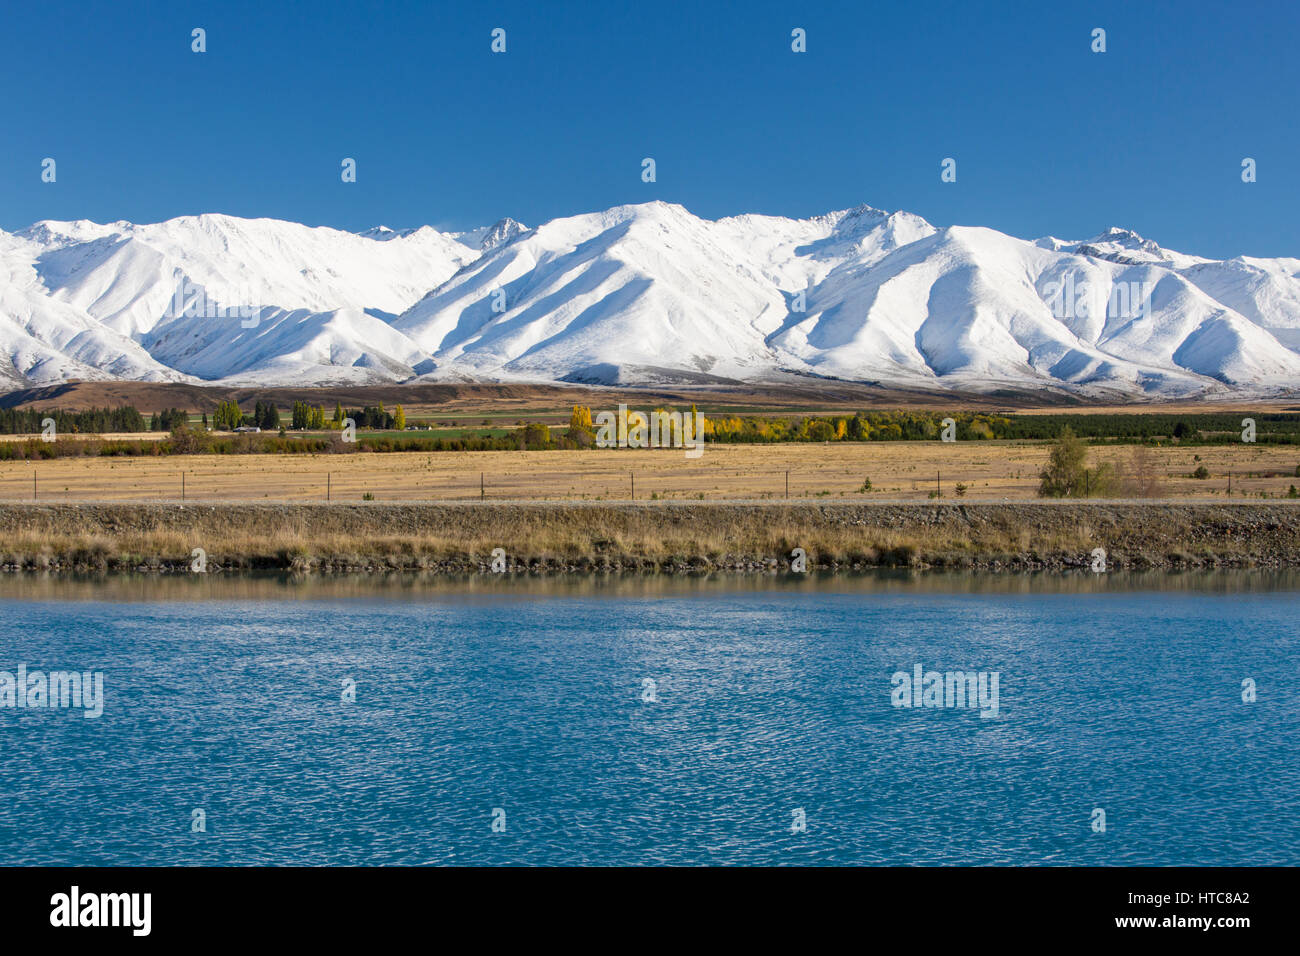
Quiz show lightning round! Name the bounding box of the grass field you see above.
[2,440,1297,502]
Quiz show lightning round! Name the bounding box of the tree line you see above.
[0,406,148,434]
[4,402,1299,447]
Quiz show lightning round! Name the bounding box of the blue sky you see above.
[3,0,1296,258]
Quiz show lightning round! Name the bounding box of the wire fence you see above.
[2,461,1295,503]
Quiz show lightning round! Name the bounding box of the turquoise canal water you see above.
[0,572,1295,865]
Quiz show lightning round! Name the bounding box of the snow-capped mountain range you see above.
[3,202,1298,397]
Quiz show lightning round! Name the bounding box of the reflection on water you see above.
[1,568,1298,603]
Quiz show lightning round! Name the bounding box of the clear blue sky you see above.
[3,0,1296,258]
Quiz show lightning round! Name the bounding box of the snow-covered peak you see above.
[15,219,127,247]
[1041,226,1209,271]
[477,217,528,250]
[1077,226,1165,260]
[823,203,889,229]
[357,225,413,241]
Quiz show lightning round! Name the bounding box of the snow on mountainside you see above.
[0,215,478,386]
[144,306,437,385]
[395,202,793,383]
[772,223,1300,396]
[0,229,183,388]
[398,204,1300,394]
[1,205,1298,395]
[20,214,475,336]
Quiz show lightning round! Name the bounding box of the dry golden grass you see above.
[3,499,1297,572]
[0,512,956,568]
[1,440,1297,502]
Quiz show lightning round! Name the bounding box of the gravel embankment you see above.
[0,501,1296,573]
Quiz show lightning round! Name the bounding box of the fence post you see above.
[631,473,635,500]
[785,470,789,499]
[481,472,485,500]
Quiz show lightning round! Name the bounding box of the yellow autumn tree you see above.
[569,405,594,434]
[689,403,712,437]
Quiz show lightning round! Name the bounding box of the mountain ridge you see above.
[2,202,1297,398]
